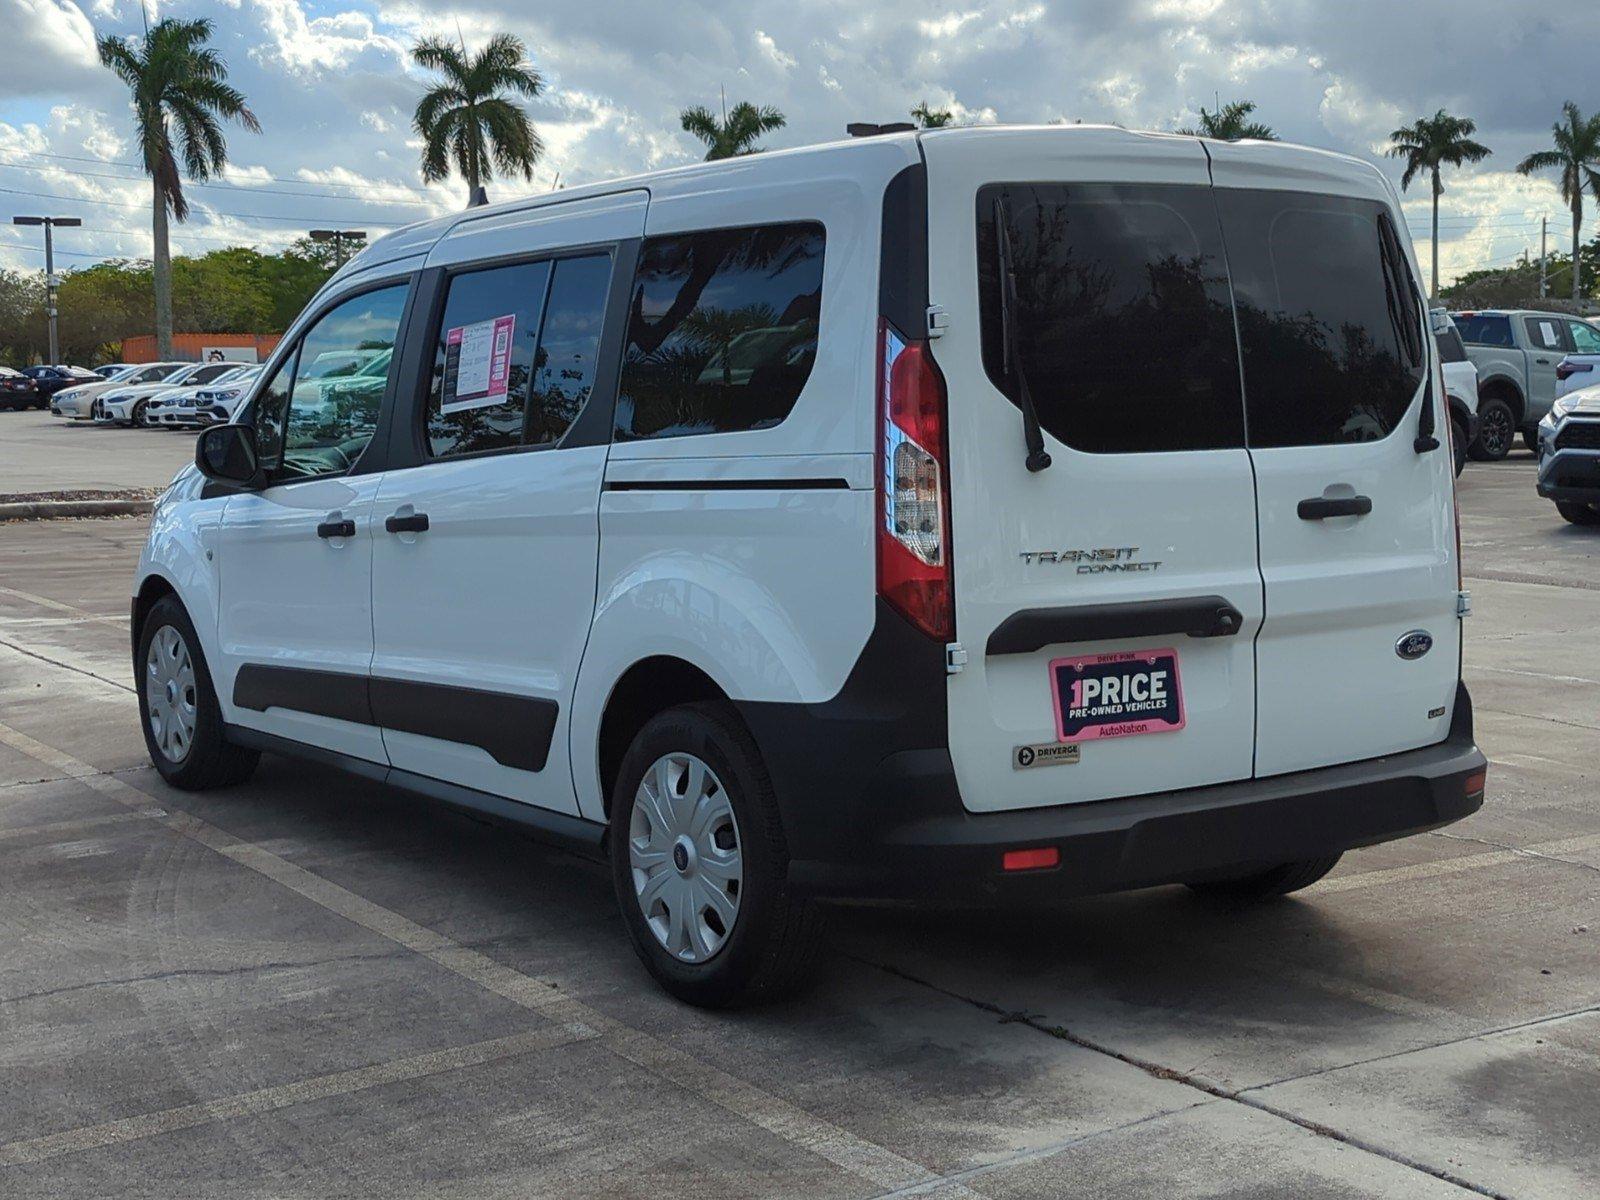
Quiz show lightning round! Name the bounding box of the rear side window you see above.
[425,253,613,458]
[1455,314,1513,346]
[1219,191,1426,447]
[976,183,1245,454]
[1525,316,1570,353]
[615,222,824,441]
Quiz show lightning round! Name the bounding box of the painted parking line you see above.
[0,720,977,1196]
[0,809,162,844]
[1308,833,1600,897]
[0,585,128,627]
[0,1024,597,1169]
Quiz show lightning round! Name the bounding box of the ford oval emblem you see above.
[1396,630,1433,661]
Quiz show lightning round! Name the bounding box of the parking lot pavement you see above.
[0,409,197,496]
[1,457,1595,1198]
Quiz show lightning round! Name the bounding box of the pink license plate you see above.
[1049,648,1185,743]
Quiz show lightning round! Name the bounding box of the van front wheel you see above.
[1186,855,1342,901]
[608,702,825,1008]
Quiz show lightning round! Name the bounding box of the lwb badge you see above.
[1395,630,1433,661]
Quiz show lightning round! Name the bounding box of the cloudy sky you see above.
[1,0,1596,286]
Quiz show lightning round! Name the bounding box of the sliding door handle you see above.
[385,512,430,534]
[1297,495,1372,520]
[316,519,356,539]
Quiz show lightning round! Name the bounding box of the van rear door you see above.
[1206,144,1461,776]
[923,129,1263,813]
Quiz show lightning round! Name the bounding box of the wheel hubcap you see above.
[629,752,742,963]
[144,625,197,764]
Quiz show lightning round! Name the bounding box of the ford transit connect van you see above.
[134,126,1486,1007]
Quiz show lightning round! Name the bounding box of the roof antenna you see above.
[720,82,727,126]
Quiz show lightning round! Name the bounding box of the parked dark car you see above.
[0,365,39,410]
[18,366,99,408]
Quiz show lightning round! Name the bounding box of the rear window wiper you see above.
[992,196,1053,473]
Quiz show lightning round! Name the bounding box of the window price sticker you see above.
[442,313,515,413]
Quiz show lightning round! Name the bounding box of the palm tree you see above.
[1179,100,1276,142]
[680,97,786,160]
[412,33,544,208]
[1385,111,1492,300]
[912,102,954,129]
[96,18,258,360]
[1517,102,1600,301]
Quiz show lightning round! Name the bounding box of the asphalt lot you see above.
[0,409,196,495]
[0,448,1596,1198]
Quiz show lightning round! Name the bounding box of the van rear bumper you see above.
[779,683,1486,905]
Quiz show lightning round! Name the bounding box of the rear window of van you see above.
[977,184,1427,452]
[1454,314,1513,346]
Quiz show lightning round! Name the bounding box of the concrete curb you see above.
[0,498,156,522]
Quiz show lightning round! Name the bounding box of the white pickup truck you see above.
[1451,309,1600,459]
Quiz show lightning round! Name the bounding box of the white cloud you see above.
[755,30,796,70]
[918,11,981,39]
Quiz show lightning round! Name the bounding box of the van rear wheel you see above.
[608,701,825,1008]
[1186,855,1342,901]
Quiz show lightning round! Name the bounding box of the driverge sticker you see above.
[442,313,515,414]
[1050,648,1185,743]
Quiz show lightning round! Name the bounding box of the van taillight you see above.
[878,318,953,640]
[1557,361,1592,381]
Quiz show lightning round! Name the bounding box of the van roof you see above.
[337,123,1393,279]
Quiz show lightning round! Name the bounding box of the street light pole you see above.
[308,228,367,269]
[12,216,82,364]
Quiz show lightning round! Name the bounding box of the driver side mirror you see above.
[195,423,259,485]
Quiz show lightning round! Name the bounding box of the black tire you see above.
[1469,397,1515,461]
[136,595,259,790]
[1557,501,1600,526]
[609,701,826,1008]
[1522,428,1541,456]
[1451,417,1468,476]
[1186,855,1342,902]
[129,399,148,427]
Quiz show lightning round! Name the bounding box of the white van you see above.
[134,126,1486,1007]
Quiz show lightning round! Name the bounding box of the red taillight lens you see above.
[1556,362,1592,381]
[1464,770,1486,797]
[1002,846,1060,872]
[877,318,953,640]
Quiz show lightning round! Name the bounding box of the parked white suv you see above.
[133,126,1487,1007]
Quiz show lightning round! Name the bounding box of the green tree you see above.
[1386,111,1492,300]
[412,33,544,207]
[1517,101,1600,300]
[1180,100,1276,142]
[911,101,954,129]
[96,17,260,360]
[680,99,786,160]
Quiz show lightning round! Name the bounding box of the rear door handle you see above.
[986,595,1244,656]
[316,519,355,539]
[384,511,430,534]
[1297,495,1372,520]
